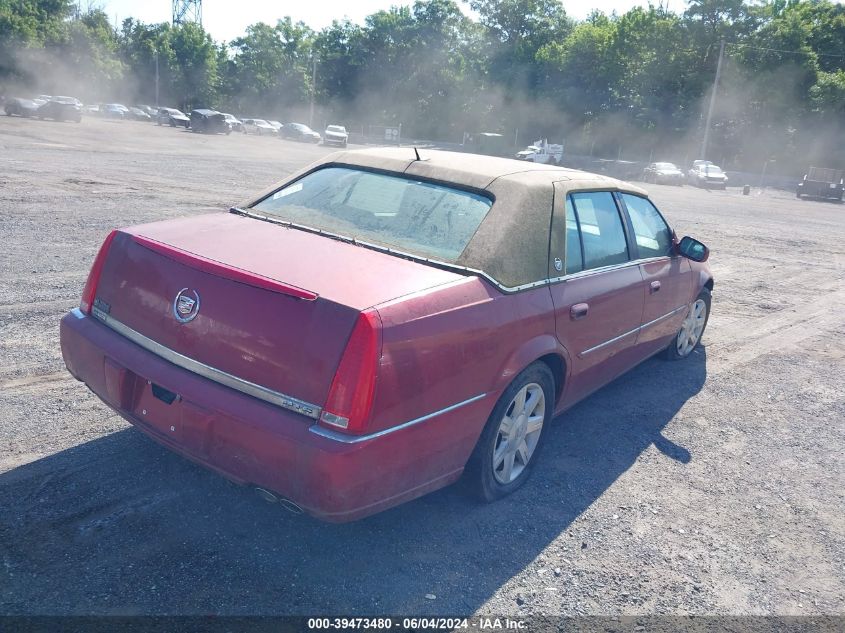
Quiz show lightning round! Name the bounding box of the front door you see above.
[617,193,693,356]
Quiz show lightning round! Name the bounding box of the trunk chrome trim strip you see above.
[579,304,688,357]
[308,393,489,444]
[87,307,322,419]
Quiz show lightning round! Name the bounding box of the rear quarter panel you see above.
[371,277,564,471]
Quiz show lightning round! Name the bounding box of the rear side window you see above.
[570,192,629,270]
[251,167,493,261]
[620,194,673,258]
[564,197,583,274]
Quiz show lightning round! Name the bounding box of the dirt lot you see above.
[1,115,843,617]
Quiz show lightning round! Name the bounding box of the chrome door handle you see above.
[650,281,661,293]
[570,303,589,320]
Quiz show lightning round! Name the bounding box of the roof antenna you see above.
[413,146,421,161]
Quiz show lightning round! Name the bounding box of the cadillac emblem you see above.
[173,288,200,323]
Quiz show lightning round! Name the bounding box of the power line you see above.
[726,42,845,59]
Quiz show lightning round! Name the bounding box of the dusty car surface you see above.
[643,162,684,185]
[4,97,39,117]
[323,124,349,147]
[59,148,713,522]
[687,163,728,189]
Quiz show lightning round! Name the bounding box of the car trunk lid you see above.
[92,213,465,413]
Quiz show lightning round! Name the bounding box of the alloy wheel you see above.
[492,383,545,484]
[677,298,707,357]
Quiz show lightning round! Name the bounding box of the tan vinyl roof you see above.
[244,148,649,289]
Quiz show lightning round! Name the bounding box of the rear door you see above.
[617,193,693,356]
[548,187,645,407]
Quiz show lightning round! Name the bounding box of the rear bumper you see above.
[60,309,485,521]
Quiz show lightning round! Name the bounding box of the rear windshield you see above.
[251,167,493,261]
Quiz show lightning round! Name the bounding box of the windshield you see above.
[251,167,493,261]
[704,166,724,174]
[655,163,677,170]
[327,126,346,133]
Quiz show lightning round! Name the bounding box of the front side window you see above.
[251,167,493,261]
[621,194,673,258]
[570,192,629,270]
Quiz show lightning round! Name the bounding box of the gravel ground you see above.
[0,116,843,617]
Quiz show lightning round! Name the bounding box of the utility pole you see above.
[699,38,725,160]
[154,49,160,108]
[309,55,317,128]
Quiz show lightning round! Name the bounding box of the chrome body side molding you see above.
[579,304,688,358]
[309,393,489,444]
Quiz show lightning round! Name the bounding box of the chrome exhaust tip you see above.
[254,487,303,514]
[255,487,278,503]
[278,498,304,515]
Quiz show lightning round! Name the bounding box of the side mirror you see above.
[678,236,710,263]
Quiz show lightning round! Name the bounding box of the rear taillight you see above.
[320,309,382,434]
[80,230,117,314]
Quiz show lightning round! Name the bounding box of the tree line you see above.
[1,0,844,172]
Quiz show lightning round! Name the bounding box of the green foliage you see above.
[2,0,845,171]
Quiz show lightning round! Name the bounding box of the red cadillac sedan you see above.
[60,148,713,522]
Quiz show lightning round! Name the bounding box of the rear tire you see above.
[464,362,555,502]
[663,287,711,360]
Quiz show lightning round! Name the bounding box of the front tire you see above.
[465,362,555,502]
[663,287,711,360]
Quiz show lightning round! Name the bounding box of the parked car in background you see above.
[796,166,844,201]
[102,103,129,119]
[643,162,684,185]
[190,109,231,134]
[280,122,321,143]
[242,118,276,135]
[83,104,100,115]
[60,147,713,522]
[323,124,349,147]
[267,120,283,133]
[516,140,563,164]
[127,106,152,121]
[36,96,83,122]
[35,94,52,102]
[221,113,243,133]
[687,163,728,189]
[134,105,158,116]
[4,97,39,117]
[157,107,190,128]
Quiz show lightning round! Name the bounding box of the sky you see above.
[99,0,662,43]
